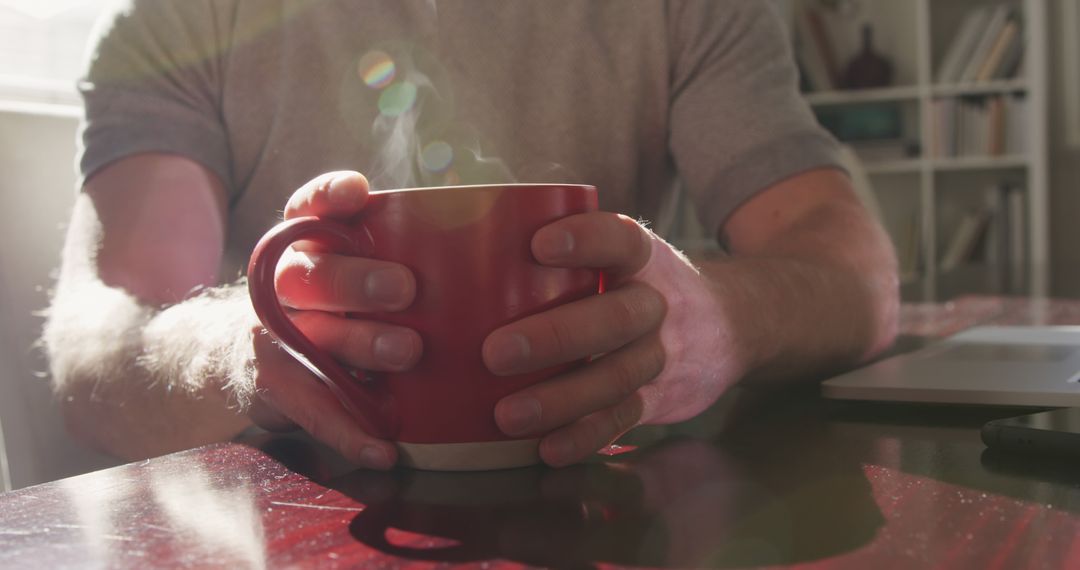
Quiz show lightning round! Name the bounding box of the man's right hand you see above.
[246,171,421,469]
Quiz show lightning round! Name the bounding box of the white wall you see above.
[0,107,116,489]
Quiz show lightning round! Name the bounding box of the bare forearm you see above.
[702,200,899,386]
[43,279,257,460]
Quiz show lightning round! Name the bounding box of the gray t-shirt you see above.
[78,0,841,278]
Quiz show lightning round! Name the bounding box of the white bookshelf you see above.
[786,0,1048,301]
[803,85,920,105]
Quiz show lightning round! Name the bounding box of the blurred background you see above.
[0,0,1078,490]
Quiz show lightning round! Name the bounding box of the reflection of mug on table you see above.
[342,462,651,566]
[334,435,884,568]
[248,184,600,470]
[341,443,747,568]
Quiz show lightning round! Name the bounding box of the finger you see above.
[531,212,652,279]
[538,394,646,468]
[284,171,370,220]
[251,328,397,469]
[483,282,665,376]
[291,311,422,372]
[494,333,664,437]
[275,251,416,313]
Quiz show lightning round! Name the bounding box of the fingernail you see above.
[373,330,416,368]
[498,396,541,436]
[329,173,362,207]
[535,228,574,260]
[366,267,409,306]
[485,332,530,373]
[359,445,392,469]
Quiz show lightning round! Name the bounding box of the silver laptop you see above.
[822,326,1080,407]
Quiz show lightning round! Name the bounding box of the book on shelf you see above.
[976,18,1019,82]
[993,29,1025,81]
[930,94,1027,158]
[979,183,1028,293]
[988,97,1006,155]
[958,5,1013,83]
[938,183,1026,294]
[936,7,993,84]
[936,4,1024,85]
[939,207,992,272]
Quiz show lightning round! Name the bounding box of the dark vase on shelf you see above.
[842,24,893,89]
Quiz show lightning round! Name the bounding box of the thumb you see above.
[284,171,371,220]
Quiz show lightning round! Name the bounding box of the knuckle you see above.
[607,297,639,334]
[635,383,666,424]
[615,214,649,255]
[613,213,642,236]
[288,310,323,333]
[313,172,336,198]
[642,336,667,379]
[324,259,354,309]
[308,172,336,201]
[339,321,373,365]
[537,317,573,360]
[628,283,667,326]
[286,173,331,216]
[290,311,336,349]
[606,352,645,401]
[609,287,659,334]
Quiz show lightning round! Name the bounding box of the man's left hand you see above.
[482,212,743,467]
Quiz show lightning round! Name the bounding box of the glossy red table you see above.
[2,295,1079,569]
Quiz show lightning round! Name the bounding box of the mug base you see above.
[397,438,541,471]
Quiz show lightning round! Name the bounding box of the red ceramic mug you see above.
[248,184,600,470]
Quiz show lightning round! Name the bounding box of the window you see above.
[0,0,114,107]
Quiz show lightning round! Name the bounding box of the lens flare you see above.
[378,82,418,117]
[420,140,454,172]
[358,51,396,89]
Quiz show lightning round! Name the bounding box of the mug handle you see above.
[247,216,400,440]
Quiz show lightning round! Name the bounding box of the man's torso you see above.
[217,1,678,276]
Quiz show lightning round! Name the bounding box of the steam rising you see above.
[358,48,517,190]
[367,63,432,190]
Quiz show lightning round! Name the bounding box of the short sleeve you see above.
[77,0,235,191]
[667,1,844,238]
